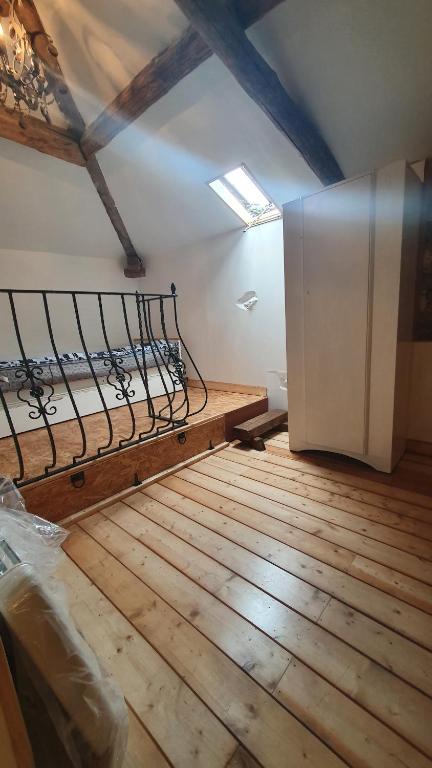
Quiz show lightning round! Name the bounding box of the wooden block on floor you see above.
[232,409,288,448]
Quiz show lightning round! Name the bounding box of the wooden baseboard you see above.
[188,379,267,396]
[406,439,432,457]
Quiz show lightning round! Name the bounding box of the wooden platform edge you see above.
[60,441,230,528]
[188,379,267,396]
[21,394,266,521]
[21,416,227,522]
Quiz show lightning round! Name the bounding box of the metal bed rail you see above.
[0,284,207,487]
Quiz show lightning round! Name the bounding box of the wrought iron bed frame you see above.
[0,284,207,487]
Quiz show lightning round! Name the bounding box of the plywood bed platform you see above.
[0,386,264,481]
[57,433,432,768]
[2,384,268,520]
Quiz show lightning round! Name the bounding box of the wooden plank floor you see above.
[0,387,263,480]
[58,434,432,768]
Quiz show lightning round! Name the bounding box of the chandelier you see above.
[0,0,53,122]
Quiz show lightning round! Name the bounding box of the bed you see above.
[0,339,183,438]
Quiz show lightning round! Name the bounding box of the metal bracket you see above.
[177,431,187,445]
[70,470,85,489]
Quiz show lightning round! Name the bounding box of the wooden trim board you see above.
[188,379,267,396]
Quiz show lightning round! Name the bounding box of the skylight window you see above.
[208,165,281,227]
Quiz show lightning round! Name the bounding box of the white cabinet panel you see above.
[302,176,372,454]
[284,160,421,473]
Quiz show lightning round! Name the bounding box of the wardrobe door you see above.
[302,175,373,454]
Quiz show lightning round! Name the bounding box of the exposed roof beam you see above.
[9,0,145,275]
[86,155,145,276]
[172,0,343,185]
[81,0,284,157]
[0,106,86,165]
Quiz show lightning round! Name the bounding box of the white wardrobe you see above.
[284,160,421,472]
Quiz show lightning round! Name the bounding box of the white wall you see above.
[0,220,287,409]
[169,219,288,409]
[0,139,121,258]
[0,250,166,359]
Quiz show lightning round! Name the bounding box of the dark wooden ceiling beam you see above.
[172,0,343,185]
[86,155,145,275]
[81,0,284,157]
[0,105,86,165]
[8,0,145,275]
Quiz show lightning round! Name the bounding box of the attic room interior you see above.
[2,0,432,766]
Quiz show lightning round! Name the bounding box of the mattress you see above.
[0,339,181,393]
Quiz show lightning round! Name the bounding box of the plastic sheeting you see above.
[0,476,128,768]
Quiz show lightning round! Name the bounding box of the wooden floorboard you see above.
[64,527,345,768]
[220,447,432,539]
[158,469,432,614]
[238,444,432,520]
[266,435,432,505]
[198,457,432,564]
[58,552,238,768]
[74,513,430,768]
[100,501,432,759]
[135,485,432,686]
[124,707,171,768]
[160,470,431,620]
[58,437,432,768]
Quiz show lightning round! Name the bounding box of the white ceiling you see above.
[97,54,320,257]
[1,0,432,259]
[37,0,189,124]
[252,0,432,177]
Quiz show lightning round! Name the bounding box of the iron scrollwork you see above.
[104,356,135,401]
[15,365,57,420]
[162,343,186,386]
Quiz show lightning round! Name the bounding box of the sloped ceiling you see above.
[0,138,121,257]
[1,0,432,259]
[252,0,432,177]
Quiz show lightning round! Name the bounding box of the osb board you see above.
[0,388,260,482]
[22,417,225,522]
[61,441,229,528]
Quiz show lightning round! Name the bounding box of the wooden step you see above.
[232,409,287,450]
